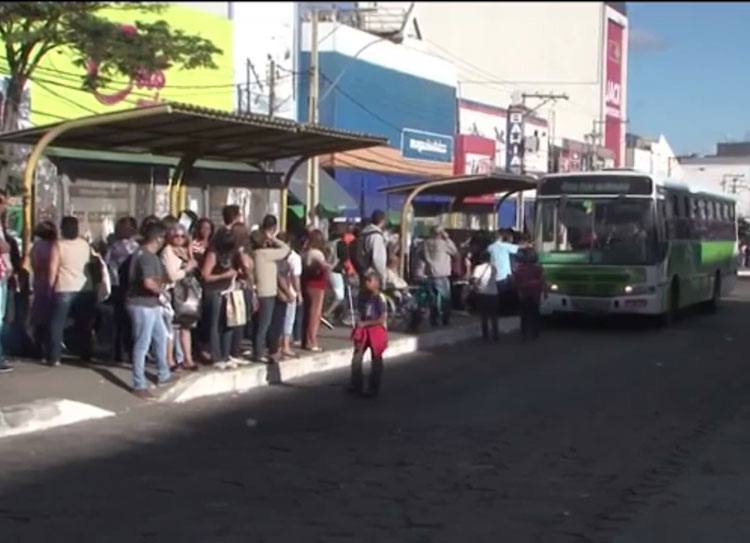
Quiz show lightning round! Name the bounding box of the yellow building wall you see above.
[17,3,233,124]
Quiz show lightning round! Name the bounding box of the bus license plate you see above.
[572,298,611,313]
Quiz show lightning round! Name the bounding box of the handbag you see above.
[172,275,203,325]
[223,280,247,328]
[88,248,111,303]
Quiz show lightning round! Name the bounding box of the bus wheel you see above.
[705,272,721,314]
[660,279,680,327]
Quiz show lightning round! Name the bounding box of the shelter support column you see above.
[399,186,427,279]
[20,105,171,266]
[169,155,197,216]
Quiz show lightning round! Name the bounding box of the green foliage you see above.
[0,1,222,94]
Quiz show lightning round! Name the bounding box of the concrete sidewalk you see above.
[614,401,750,543]
[0,314,519,438]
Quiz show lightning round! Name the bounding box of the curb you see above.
[0,318,518,439]
[0,399,115,439]
[160,318,519,404]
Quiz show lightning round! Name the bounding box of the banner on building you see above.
[401,128,454,163]
[604,19,624,166]
[505,105,525,174]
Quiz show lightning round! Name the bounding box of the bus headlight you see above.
[549,283,559,292]
[624,284,654,295]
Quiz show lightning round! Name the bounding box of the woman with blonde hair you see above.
[301,229,330,352]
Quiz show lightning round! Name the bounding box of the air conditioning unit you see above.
[524,135,539,153]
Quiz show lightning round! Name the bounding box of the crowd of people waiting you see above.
[0,191,544,399]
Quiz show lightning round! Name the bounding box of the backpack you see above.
[351,231,383,275]
[335,237,354,274]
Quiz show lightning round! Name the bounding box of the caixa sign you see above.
[401,128,454,163]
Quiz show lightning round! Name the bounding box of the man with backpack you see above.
[332,222,357,325]
[352,210,388,289]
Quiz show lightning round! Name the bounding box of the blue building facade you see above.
[297,21,457,218]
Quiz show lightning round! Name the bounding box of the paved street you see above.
[2,283,750,543]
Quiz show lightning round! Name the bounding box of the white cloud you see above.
[629,27,668,52]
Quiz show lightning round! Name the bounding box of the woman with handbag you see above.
[161,223,200,372]
[200,228,240,369]
[302,229,331,352]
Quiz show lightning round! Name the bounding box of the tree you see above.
[0,1,223,189]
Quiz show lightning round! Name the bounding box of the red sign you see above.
[454,134,496,204]
[604,20,624,166]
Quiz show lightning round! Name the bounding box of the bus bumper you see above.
[540,292,663,316]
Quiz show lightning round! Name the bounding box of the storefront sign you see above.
[604,19,624,166]
[401,128,454,163]
[505,105,525,174]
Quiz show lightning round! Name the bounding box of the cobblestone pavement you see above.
[2,284,750,543]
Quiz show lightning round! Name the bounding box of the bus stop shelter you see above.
[0,101,387,260]
[379,172,538,275]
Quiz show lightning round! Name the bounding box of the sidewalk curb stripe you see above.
[161,318,519,404]
[0,318,519,438]
[0,399,115,439]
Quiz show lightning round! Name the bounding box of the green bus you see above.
[534,170,738,322]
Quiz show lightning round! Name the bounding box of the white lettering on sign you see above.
[606,80,621,107]
[560,181,630,193]
[510,112,523,123]
[409,138,448,155]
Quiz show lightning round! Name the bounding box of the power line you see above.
[319,71,402,133]
[0,54,245,90]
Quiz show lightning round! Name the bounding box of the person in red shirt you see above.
[347,270,388,399]
[512,247,545,341]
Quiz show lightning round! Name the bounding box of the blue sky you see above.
[627,2,750,155]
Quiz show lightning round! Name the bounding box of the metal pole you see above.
[19,105,171,266]
[268,57,276,117]
[307,9,320,227]
[245,59,252,114]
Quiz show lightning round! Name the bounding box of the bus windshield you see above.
[537,198,658,264]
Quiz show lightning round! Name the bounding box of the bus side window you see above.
[667,195,677,218]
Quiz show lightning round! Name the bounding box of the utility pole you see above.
[306,9,320,227]
[245,59,252,114]
[509,92,568,232]
[268,56,276,118]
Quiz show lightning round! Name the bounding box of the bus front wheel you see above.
[660,280,680,327]
[704,272,721,314]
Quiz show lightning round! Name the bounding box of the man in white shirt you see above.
[470,250,499,341]
[277,231,302,357]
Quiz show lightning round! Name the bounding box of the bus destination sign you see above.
[538,175,653,196]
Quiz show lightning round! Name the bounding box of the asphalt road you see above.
[2,282,750,543]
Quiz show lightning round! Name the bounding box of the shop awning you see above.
[0,102,387,162]
[278,158,359,216]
